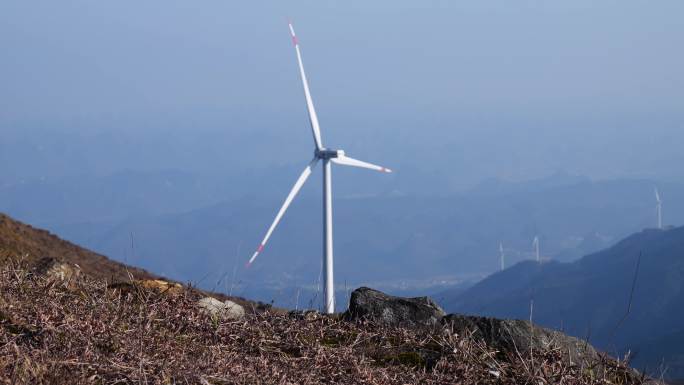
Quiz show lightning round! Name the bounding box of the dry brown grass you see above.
[0,255,651,385]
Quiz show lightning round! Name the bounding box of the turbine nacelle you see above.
[315,148,344,159]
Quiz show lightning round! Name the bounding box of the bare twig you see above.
[609,252,642,346]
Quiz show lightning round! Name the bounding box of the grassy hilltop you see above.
[0,213,652,384]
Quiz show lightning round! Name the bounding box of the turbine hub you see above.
[315,148,343,159]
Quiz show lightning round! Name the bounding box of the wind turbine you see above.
[499,242,505,271]
[246,23,392,314]
[655,187,663,229]
[532,236,540,262]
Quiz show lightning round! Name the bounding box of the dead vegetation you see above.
[0,255,653,385]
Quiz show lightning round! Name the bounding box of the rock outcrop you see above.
[344,287,446,328]
[442,314,599,365]
[345,287,600,367]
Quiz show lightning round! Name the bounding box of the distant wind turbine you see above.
[532,236,540,262]
[499,242,505,271]
[655,188,663,229]
[246,23,392,314]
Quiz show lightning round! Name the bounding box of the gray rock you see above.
[33,257,80,282]
[441,314,599,365]
[223,300,245,319]
[198,297,245,321]
[288,310,321,321]
[343,287,604,368]
[344,287,446,328]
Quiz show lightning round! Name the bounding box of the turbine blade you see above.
[247,157,319,266]
[655,188,661,203]
[289,22,324,150]
[331,154,392,173]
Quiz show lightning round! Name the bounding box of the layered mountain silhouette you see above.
[20,176,682,289]
[440,225,684,378]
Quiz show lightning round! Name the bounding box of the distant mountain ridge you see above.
[440,225,684,378]
[3,174,684,310]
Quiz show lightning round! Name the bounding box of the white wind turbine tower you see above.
[532,236,540,262]
[499,242,505,271]
[655,187,663,229]
[246,23,392,314]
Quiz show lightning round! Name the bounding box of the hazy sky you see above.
[2,1,683,187]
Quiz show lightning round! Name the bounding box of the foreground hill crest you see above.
[0,213,654,384]
[0,213,155,282]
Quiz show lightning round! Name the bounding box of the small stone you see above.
[197,297,245,321]
[137,279,184,295]
[34,257,80,282]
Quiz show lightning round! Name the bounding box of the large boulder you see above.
[442,314,599,365]
[344,287,601,367]
[345,287,446,328]
[198,297,245,321]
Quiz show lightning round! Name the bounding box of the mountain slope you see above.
[441,226,684,378]
[0,213,649,384]
[0,261,648,385]
[0,213,156,282]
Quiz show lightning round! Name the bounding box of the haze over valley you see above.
[2,0,684,381]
